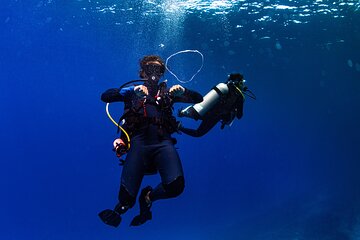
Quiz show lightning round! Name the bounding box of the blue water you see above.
[1,0,360,239]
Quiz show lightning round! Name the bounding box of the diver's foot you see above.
[98,209,122,227]
[130,186,153,227]
[130,210,152,226]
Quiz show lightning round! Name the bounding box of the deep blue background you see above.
[1,1,360,239]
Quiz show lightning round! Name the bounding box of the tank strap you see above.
[212,86,225,97]
[212,85,227,104]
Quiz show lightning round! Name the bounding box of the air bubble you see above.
[355,63,360,72]
[275,41,282,50]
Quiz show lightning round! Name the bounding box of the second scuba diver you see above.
[178,73,251,137]
[98,55,203,227]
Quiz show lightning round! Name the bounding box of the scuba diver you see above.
[99,55,203,227]
[178,73,254,137]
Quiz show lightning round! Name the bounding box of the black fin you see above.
[130,211,152,226]
[98,209,122,227]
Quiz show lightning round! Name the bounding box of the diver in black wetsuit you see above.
[178,73,248,137]
[98,55,202,227]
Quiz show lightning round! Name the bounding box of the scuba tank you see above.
[179,73,254,121]
[179,82,229,120]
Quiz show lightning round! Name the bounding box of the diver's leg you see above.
[150,140,185,201]
[130,140,185,226]
[119,142,146,200]
[150,176,185,201]
[99,141,145,227]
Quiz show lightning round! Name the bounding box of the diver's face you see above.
[141,61,164,82]
[236,79,246,91]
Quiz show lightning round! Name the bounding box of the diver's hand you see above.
[169,85,185,97]
[134,85,148,97]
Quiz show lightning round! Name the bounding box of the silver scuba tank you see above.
[180,82,229,120]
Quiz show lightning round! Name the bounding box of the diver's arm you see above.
[101,86,135,103]
[235,96,244,119]
[179,125,203,137]
[174,88,203,103]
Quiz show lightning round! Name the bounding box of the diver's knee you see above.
[118,184,136,209]
[164,176,185,198]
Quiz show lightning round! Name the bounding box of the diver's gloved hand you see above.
[169,85,185,97]
[134,85,148,97]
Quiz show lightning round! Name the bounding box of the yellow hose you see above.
[105,103,131,150]
[234,85,245,99]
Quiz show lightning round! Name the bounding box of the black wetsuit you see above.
[101,81,202,208]
[180,83,244,137]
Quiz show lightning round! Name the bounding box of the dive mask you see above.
[142,64,164,81]
[228,73,246,91]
